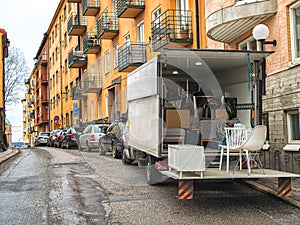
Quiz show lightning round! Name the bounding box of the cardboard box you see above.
[166,109,190,128]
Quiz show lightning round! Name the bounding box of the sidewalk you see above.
[0,148,20,165]
[0,147,299,207]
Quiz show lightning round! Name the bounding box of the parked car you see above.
[35,132,50,146]
[61,126,83,149]
[47,129,61,147]
[78,124,109,152]
[98,121,127,158]
[54,129,68,148]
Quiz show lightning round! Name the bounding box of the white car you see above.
[78,124,109,151]
[35,132,50,146]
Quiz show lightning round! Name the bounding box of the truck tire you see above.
[146,155,165,185]
[122,149,132,165]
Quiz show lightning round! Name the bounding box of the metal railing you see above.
[83,74,102,93]
[151,9,192,50]
[116,0,145,17]
[96,12,118,38]
[67,13,87,34]
[68,49,87,68]
[118,42,146,71]
[83,33,101,53]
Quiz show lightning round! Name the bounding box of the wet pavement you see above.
[1,147,300,225]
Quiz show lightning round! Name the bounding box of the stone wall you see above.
[263,64,300,173]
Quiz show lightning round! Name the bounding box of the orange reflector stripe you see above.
[277,177,292,197]
[178,180,193,200]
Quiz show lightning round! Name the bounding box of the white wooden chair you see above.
[219,127,248,172]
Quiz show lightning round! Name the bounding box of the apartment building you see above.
[205,0,300,173]
[23,77,35,147]
[39,0,203,129]
[0,28,9,151]
[33,34,49,133]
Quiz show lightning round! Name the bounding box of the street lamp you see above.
[252,24,277,51]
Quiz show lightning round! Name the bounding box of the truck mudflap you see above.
[277,177,291,197]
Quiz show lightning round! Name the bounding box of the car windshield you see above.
[95,125,108,134]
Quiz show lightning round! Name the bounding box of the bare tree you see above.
[4,47,29,105]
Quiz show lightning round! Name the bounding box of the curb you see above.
[0,148,20,165]
[244,180,300,208]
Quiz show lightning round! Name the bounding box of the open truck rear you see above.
[124,49,300,199]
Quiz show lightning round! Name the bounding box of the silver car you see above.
[35,132,50,146]
[78,124,109,151]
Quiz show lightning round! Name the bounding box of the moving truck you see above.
[123,49,299,199]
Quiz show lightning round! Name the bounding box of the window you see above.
[65,59,68,73]
[65,87,69,100]
[64,6,67,20]
[287,110,300,143]
[64,33,67,47]
[104,51,110,74]
[114,44,118,68]
[152,7,161,26]
[290,2,300,61]
[137,21,144,42]
[55,47,58,60]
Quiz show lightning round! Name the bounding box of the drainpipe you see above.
[195,0,200,49]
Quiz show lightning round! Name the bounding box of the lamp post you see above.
[252,24,277,51]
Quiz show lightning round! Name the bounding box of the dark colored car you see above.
[98,121,126,158]
[35,132,50,146]
[54,129,68,148]
[61,127,83,149]
[47,129,61,147]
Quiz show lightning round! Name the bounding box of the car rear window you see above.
[95,125,108,133]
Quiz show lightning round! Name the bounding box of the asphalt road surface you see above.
[0,147,300,225]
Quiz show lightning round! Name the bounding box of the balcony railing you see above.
[82,0,100,16]
[67,13,87,36]
[84,74,102,93]
[151,9,193,51]
[67,0,81,3]
[83,33,101,54]
[72,86,87,100]
[97,12,119,39]
[68,49,87,68]
[117,0,145,18]
[118,42,146,72]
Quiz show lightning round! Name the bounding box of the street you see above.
[1,147,300,225]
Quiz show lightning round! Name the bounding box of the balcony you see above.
[97,12,119,39]
[206,0,277,43]
[84,74,102,93]
[67,13,87,36]
[82,0,100,16]
[72,86,87,100]
[67,0,81,2]
[117,0,145,18]
[151,9,193,52]
[68,49,87,68]
[83,33,101,54]
[118,42,146,72]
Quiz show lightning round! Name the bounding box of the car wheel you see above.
[78,143,83,151]
[66,142,70,149]
[86,142,91,152]
[122,149,132,165]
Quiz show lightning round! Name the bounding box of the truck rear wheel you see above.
[146,155,165,185]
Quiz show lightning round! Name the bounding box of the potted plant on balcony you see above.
[180,25,189,39]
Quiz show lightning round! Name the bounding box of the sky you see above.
[0,0,60,141]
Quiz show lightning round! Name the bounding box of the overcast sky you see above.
[0,0,60,141]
